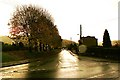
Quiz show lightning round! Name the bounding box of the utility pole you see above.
[70,37,72,41]
[79,24,82,45]
[80,24,82,40]
[70,37,72,44]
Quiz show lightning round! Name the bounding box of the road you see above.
[1,49,120,79]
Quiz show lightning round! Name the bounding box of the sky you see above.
[0,0,119,42]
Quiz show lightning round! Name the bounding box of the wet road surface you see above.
[1,49,119,78]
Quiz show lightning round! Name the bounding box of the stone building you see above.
[80,36,98,47]
[79,25,98,47]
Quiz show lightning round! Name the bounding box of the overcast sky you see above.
[0,0,119,42]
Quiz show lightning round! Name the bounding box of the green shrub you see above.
[67,43,79,54]
[2,53,18,62]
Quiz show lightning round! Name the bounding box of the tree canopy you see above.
[9,5,62,50]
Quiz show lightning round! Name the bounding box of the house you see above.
[79,25,98,47]
[80,36,98,47]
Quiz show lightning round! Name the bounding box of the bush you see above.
[86,47,120,60]
[2,42,26,51]
[67,43,79,54]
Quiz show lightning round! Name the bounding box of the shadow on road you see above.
[25,50,61,78]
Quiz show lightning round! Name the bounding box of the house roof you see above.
[81,36,97,40]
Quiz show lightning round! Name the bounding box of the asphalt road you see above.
[1,49,120,79]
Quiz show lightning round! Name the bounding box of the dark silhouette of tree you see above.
[9,5,62,51]
[19,42,24,48]
[103,29,112,47]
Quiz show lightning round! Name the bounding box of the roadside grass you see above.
[2,49,61,63]
[2,53,19,63]
[2,51,27,63]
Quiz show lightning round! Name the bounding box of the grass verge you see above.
[2,49,61,67]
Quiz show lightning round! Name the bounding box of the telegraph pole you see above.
[79,24,82,45]
[80,24,82,40]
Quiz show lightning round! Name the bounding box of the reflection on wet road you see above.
[1,49,119,78]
